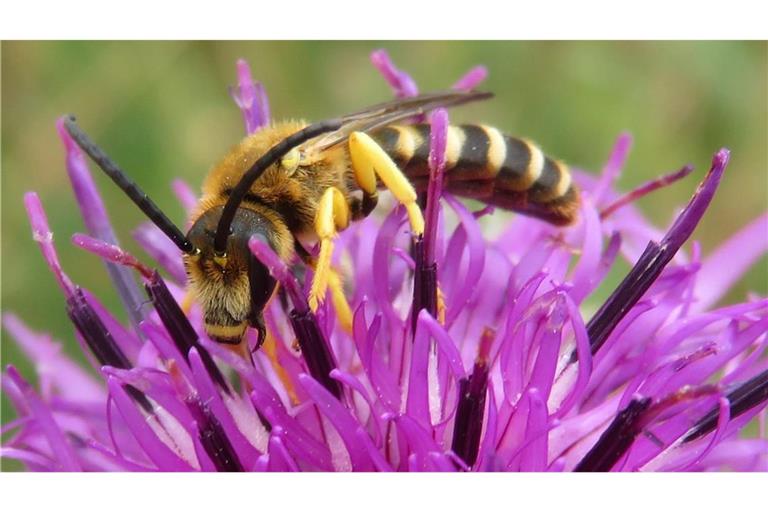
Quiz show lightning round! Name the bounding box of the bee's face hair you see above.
[213,119,343,254]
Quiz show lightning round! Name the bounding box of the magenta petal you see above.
[475,385,498,472]
[694,213,768,312]
[406,311,433,431]
[106,376,195,471]
[518,388,549,471]
[569,200,605,303]
[352,305,400,411]
[2,313,102,403]
[424,108,449,262]
[81,289,143,364]
[551,294,593,419]
[198,337,332,470]
[370,49,418,98]
[452,66,488,91]
[297,373,376,471]
[527,294,567,401]
[171,178,198,215]
[443,195,486,325]
[56,117,147,331]
[330,369,383,444]
[268,434,299,471]
[188,348,262,466]
[679,397,731,471]
[133,223,186,285]
[0,447,56,471]
[355,426,394,471]
[230,58,270,133]
[24,192,74,295]
[592,132,633,204]
[71,233,152,279]
[6,366,82,471]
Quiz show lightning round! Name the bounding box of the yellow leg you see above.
[309,187,350,313]
[348,131,425,237]
[262,331,300,405]
[181,289,195,314]
[437,285,447,324]
[327,268,353,333]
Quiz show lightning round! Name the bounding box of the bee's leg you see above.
[180,289,195,314]
[349,191,379,222]
[309,187,351,315]
[296,240,354,333]
[348,131,424,237]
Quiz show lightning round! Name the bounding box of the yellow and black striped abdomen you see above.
[369,124,579,225]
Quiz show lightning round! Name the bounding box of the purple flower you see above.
[3,51,767,472]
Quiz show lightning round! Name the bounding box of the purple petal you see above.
[527,294,567,401]
[475,385,498,471]
[133,222,186,285]
[24,192,74,295]
[298,373,376,471]
[517,388,549,471]
[0,447,56,471]
[694,213,768,312]
[406,311,433,431]
[585,149,729,357]
[452,66,488,91]
[171,178,198,215]
[106,376,195,471]
[56,117,147,332]
[230,58,270,133]
[370,49,418,98]
[679,397,731,471]
[423,108,448,262]
[188,348,262,466]
[569,200,606,303]
[268,435,299,471]
[600,164,694,219]
[2,313,103,403]
[592,132,633,204]
[71,233,153,279]
[6,366,82,471]
[443,195,486,326]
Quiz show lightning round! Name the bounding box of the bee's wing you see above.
[303,90,493,155]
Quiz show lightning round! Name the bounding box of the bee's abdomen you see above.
[370,124,578,225]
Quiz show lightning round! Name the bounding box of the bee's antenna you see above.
[213,119,343,254]
[64,116,196,254]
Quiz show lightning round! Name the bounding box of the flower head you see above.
[2,52,767,472]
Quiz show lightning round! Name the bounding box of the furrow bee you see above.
[65,88,578,357]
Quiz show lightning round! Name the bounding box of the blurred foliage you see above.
[1,41,766,445]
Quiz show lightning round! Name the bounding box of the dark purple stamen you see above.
[600,164,694,219]
[289,309,342,399]
[575,150,728,360]
[249,237,341,399]
[411,236,438,335]
[573,397,652,472]
[65,287,152,412]
[186,395,244,472]
[410,108,448,334]
[682,369,768,443]
[451,328,492,468]
[144,271,230,393]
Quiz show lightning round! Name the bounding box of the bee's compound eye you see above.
[280,148,300,175]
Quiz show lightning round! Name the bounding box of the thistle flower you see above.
[2,52,767,472]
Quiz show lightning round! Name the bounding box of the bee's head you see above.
[185,205,280,345]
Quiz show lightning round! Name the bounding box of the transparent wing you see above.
[302,90,493,156]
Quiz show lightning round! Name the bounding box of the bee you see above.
[65,89,578,357]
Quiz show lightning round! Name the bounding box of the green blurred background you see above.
[2,42,767,447]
